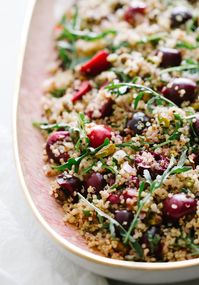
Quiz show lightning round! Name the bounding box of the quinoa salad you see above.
[34,0,199,262]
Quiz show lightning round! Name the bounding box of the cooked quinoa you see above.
[34,0,199,262]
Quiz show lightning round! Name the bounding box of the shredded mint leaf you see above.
[116,142,140,150]
[148,233,161,254]
[100,159,116,174]
[106,82,177,112]
[137,181,145,207]
[186,17,198,33]
[52,151,88,172]
[187,241,199,256]
[32,122,71,132]
[176,41,199,50]
[160,64,199,74]
[127,236,144,258]
[137,33,166,45]
[152,131,181,150]
[176,234,199,256]
[170,166,192,174]
[72,4,79,29]
[83,210,91,217]
[176,149,187,167]
[111,68,132,82]
[81,162,97,174]
[58,48,71,69]
[57,41,90,69]
[58,27,117,42]
[75,113,90,151]
[134,91,144,109]
[50,88,66,98]
[110,41,130,52]
[97,214,104,225]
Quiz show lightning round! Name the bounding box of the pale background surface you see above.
[0,0,198,284]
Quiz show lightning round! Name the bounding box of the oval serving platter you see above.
[14,0,199,283]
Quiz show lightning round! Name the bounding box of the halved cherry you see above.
[171,6,192,28]
[124,2,147,25]
[88,125,112,148]
[57,174,82,196]
[161,78,197,106]
[107,194,120,204]
[163,193,197,220]
[84,172,106,193]
[46,131,70,163]
[87,98,114,119]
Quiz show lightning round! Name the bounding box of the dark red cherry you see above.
[158,47,182,68]
[88,125,112,148]
[127,112,150,135]
[161,78,197,106]
[193,153,199,166]
[115,210,133,229]
[163,193,197,220]
[84,172,106,193]
[87,98,114,119]
[100,98,114,118]
[57,174,82,196]
[107,194,120,204]
[129,176,140,188]
[171,6,192,28]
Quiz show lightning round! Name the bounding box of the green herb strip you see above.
[58,27,116,42]
[176,235,199,256]
[137,33,167,45]
[110,41,130,52]
[50,88,66,98]
[72,4,79,29]
[52,138,110,172]
[137,181,145,208]
[32,122,71,132]
[134,92,145,109]
[176,41,199,50]
[152,131,181,150]
[116,142,140,150]
[57,41,91,69]
[106,82,178,112]
[187,242,199,256]
[160,64,199,74]
[75,113,90,151]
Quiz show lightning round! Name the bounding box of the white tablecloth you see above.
[0,1,107,284]
[0,1,198,284]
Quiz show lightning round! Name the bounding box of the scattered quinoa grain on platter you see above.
[34,0,199,262]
